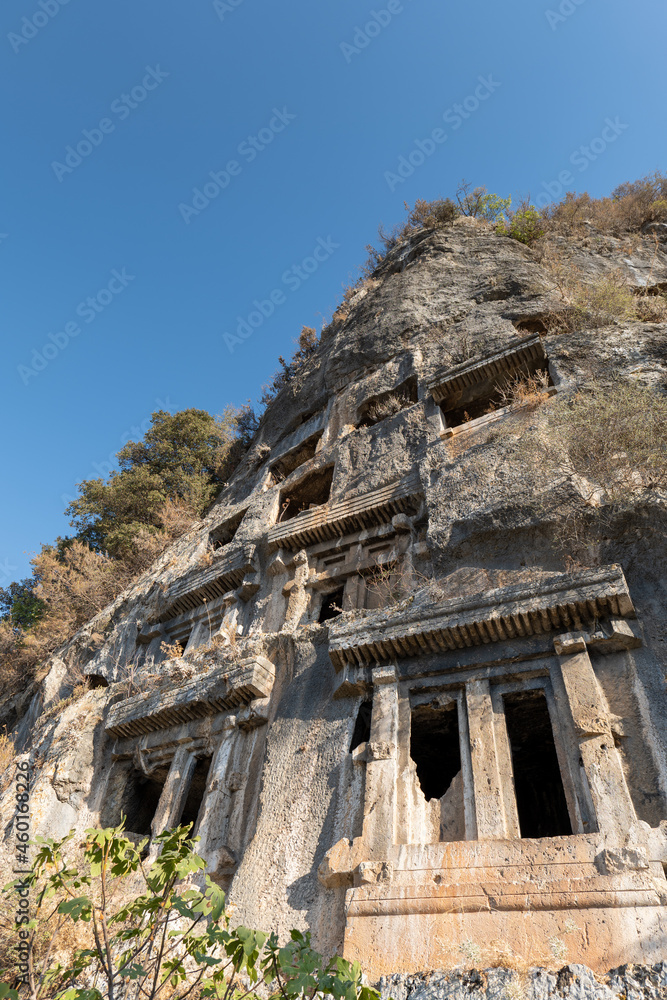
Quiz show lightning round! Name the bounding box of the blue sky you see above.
[1,0,666,584]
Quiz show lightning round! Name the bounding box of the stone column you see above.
[151,745,197,838]
[361,665,399,853]
[283,550,311,629]
[465,678,509,840]
[196,718,238,871]
[555,635,636,837]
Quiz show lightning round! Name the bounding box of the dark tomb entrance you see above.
[503,689,572,838]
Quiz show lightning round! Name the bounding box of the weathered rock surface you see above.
[380,963,667,1000]
[3,216,667,986]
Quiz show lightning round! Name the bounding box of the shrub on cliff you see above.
[2,824,379,1000]
[519,380,667,544]
[496,203,545,245]
[545,172,667,234]
[260,327,319,406]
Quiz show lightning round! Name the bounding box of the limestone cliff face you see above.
[4,217,667,981]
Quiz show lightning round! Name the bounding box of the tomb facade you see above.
[4,218,667,981]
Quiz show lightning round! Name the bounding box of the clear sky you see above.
[1,0,666,583]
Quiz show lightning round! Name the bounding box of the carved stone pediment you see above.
[105,656,274,739]
[159,544,258,619]
[328,564,634,668]
[429,332,546,404]
[267,474,423,552]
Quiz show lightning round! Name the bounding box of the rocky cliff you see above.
[3,215,667,993]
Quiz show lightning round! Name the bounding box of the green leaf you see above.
[58,897,93,921]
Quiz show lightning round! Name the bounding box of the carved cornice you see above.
[159,544,257,620]
[328,564,634,668]
[429,333,546,404]
[105,655,274,739]
[267,474,423,552]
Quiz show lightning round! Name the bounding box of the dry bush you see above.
[499,369,551,411]
[538,250,649,331]
[635,293,667,322]
[519,380,667,545]
[156,494,200,539]
[360,197,459,276]
[572,269,636,325]
[0,497,198,717]
[159,639,184,660]
[194,622,242,665]
[362,563,451,609]
[362,563,406,608]
[260,326,318,405]
[545,172,667,236]
[364,390,413,425]
[0,734,14,795]
[332,276,381,325]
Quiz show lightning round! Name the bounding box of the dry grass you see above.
[0,497,200,723]
[0,734,14,796]
[160,639,185,660]
[499,370,552,412]
[635,293,667,322]
[544,173,667,236]
[536,245,665,332]
[362,390,414,426]
[518,379,667,550]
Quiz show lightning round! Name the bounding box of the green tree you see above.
[496,204,545,245]
[455,180,511,222]
[0,579,45,631]
[66,408,245,556]
[3,825,379,1000]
